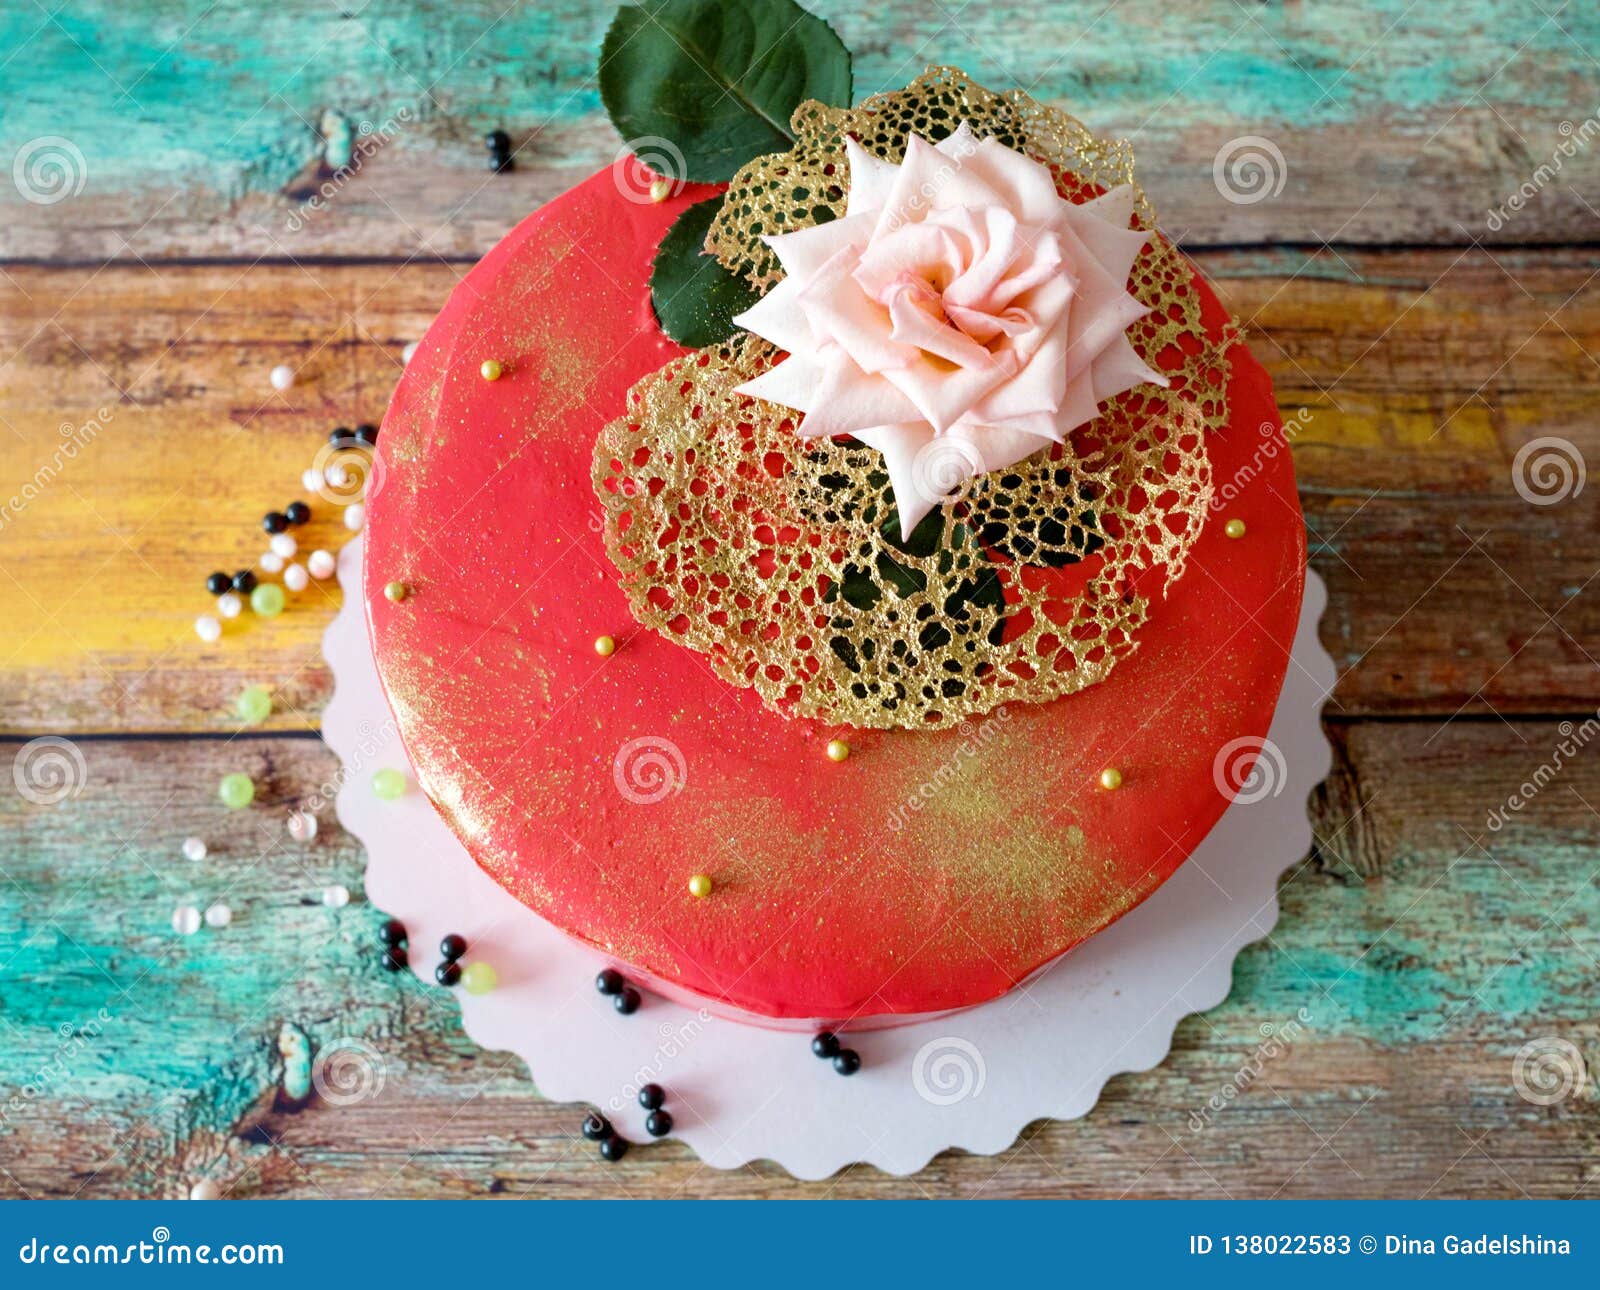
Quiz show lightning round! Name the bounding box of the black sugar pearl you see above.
[811,1031,840,1060]
[381,945,408,972]
[598,1134,628,1162]
[484,130,510,153]
[262,511,288,534]
[613,986,641,1016]
[329,425,355,447]
[832,1048,861,1076]
[205,571,231,595]
[595,968,624,996]
[378,918,407,946]
[439,933,467,961]
[434,960,461,987]
[581,1112,611,1142]
[232,570,257,595]
[644,1110,672,1138]
[638,1084,664,1111]
[354,423,379,446]
[284,501,310,525]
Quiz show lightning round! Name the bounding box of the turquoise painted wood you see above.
[2,0,1597,255]
[0,723,1595,1197]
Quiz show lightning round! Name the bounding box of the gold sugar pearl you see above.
[1099,766,1123,791]
[825,738,850,763]
[480,359,503,381]
[1224,518,1247,539]
[593,634,616,657]
[687,873,712,899]
[383,581,407,603]
[649,177,672,203]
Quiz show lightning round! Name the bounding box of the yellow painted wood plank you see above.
[1,249,1596,733]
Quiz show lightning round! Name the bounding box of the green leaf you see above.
[650,196,763,346]
[601,0,852,183]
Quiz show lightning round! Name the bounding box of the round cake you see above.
[364,88,1305,1028]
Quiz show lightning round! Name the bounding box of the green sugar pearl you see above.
[250,583,286,617]
[371,768,407,800]
[461,961,499,995]
[218,772,255,809]
[235,684,272,725]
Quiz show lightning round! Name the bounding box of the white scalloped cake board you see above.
[324,536,1332,1179]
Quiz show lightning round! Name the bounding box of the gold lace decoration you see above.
[591,71,1228,730]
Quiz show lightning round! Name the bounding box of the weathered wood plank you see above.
[2,0,1597,259]
[0,722,1594,1198]
[2,248,1596,733]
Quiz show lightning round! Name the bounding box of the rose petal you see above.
[795,354,924,438]
[850,422,942,538]
[732,275,814,355]
[845,137,900,216]
[796,246,913,373]
[733,353,825,413]
[960,136,1064,225]
[763,210,875,281]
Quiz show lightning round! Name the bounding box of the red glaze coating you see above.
[365,162,1306,1024]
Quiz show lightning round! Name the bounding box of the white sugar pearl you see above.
[269,364,295,391]
[308,549,336,579]
[258,551,284,575]
[283,562,309,592]
[216,591,242,619]
[270,532,297,559]
[302,467,323,493]
[343,503,364,532]
[321,883,350,908]
[172,905,202,935]
[188,1179,221,1201]
[194,615,222,643]
[182,836,207,862]
[203,902,232,928]
[402,341,419,364]
[287,809,318,842]
[325,463,350,489]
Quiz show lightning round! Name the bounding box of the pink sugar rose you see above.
[733,124,1168,538]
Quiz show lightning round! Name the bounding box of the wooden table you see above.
[1,0,1596,1199]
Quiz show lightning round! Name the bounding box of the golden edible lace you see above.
[592,72,1228,730]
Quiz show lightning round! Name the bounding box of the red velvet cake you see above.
[362,54,1305,1027]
